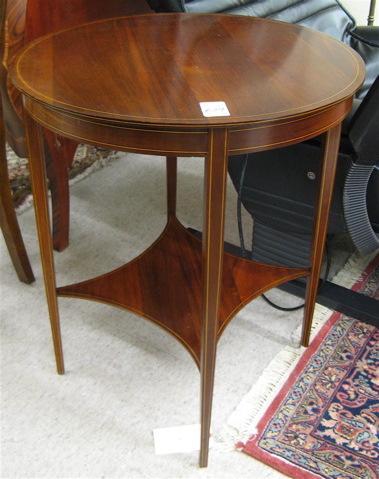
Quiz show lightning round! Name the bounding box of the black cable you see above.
[261,239,332,311]
[236,154,332,312]
[261,293,304,311]
[237,154,249,259]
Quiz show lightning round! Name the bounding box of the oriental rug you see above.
[231,252,379,479]
[6,144,118,213]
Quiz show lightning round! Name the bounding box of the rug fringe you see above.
[228,346,305,438]
[291,302,331,345]
[291,249,378,343]
[217,345,303,449]
[331,250,377,288]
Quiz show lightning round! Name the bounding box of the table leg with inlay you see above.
[200,127,230,466]
[24,110,65,375]
[301,124,343,347]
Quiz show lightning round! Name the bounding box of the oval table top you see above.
[10,13,365,127]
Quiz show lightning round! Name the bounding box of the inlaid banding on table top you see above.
[11,14,365,127]
[24,96,351,157]
[24,93,354,132]
[24,98,209,156]
[229,112,350,153]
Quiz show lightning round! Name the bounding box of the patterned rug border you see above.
[242,256,378,478]
[225,251,379,447]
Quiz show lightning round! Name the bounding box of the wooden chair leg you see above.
[2,0,155,257]
[22,0,154,252]
[0,105,34,283]
[44,131,77,252]
[0,0,33,283]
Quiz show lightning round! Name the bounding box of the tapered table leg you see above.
[24,111,65,374]
[200,128,229,467]
[301,123,342,346]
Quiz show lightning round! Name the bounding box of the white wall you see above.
[340,0,378,25]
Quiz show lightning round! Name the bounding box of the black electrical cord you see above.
[260,239,331,311]
[237,154,249,259]
[236,154,332,312]
[261,291,304,311]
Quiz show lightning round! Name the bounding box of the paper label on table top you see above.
[200,101,230,117]
[153,424,213,455]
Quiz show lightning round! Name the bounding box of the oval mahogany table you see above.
[10,13,364,467]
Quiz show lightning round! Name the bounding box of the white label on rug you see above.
[153,424,212,455]
[200,101,230,117]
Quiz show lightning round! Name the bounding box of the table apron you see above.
[23,96,352,157]
[228,100,352,153]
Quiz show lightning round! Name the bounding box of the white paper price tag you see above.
[200,101,230,117]
[153,424,213,455]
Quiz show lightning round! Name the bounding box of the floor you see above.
[1,2,375,478]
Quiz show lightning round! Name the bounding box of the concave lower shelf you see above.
[57,216,309,366]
